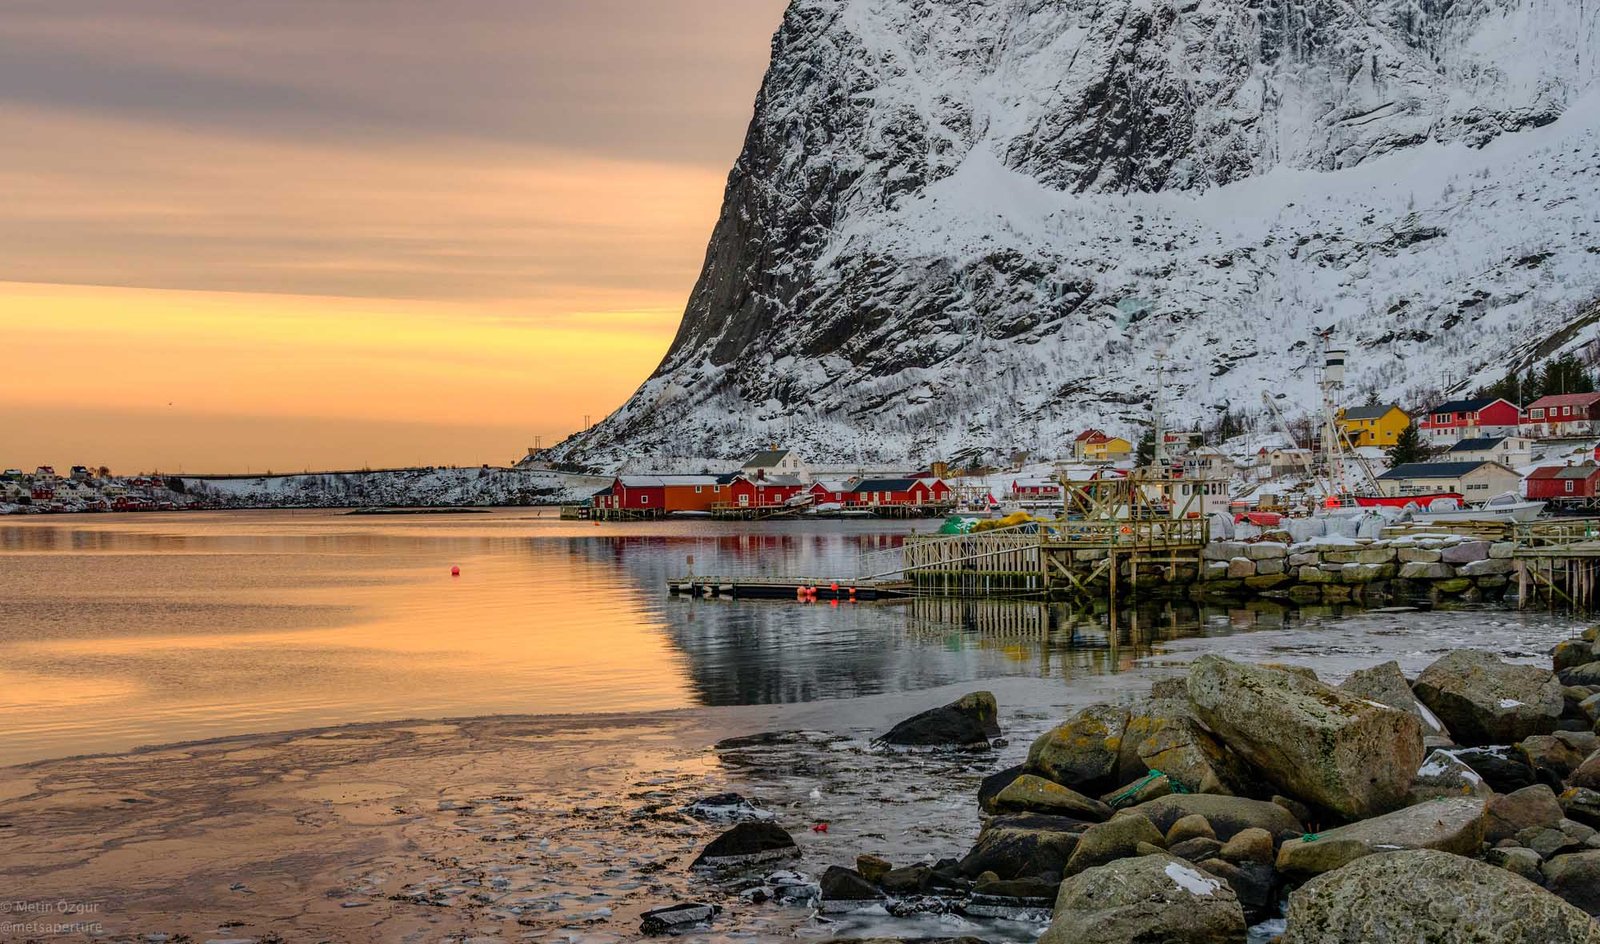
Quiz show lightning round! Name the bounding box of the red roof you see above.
[1076,428,1108,443]
[1529,464,1600,480]
[1526,393,1600,410]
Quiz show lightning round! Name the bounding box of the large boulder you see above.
[1555,640,1596,674]
[1276,796,1487,875]
[1126,794,1304,842]
[959,813,1086,879]
[1063,813,1165,876]
[1186,655,1424,818]
[880,691,1000,747]
[1449,746,1539,793]
[1282,849,1600,943]
[1340,659,1450,738]
[1544,851,1600,916]
[1122,698,1256,796]
[690,822,799,870]
[1486,785,1567,844]
[1028,703,1129,792]
[1520,733,1596,783]
[1410,750,1494,803]
[1573,749,1600,790]
[1040,853,1248,944]
[993,774,1112,821]
[1563,787,1600,829]
[1563,662,1600,688]
[1414,650,1565,746]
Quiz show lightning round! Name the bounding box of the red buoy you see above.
[450,566,460,577]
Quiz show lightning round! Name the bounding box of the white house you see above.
[1446,436,1533,470]
[740,448,811,483]
[1376,461,1522,500]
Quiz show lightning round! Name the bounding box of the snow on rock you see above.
[555,0,1600,468]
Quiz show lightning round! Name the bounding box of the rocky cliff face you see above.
[559,0,1600,468]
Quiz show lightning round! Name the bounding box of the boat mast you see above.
[1319,336,1347,497]
[1152,345,1168,470]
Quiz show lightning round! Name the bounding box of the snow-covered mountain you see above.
[558,0,1600,469]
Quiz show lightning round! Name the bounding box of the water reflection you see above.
[0,510,1558,767]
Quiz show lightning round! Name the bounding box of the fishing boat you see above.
[1400,492,1546,524]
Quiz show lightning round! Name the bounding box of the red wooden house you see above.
[1417,397,1521,446]
[1526,463,1600,505]
[590,475,727,514]
[851,477,952,506]
[808,480,853,505]
[727,474,806,508]
[1010,478,1061,498]
[1521,393,1600,438]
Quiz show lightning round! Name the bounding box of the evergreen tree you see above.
[1136,428,1156,466]
[1540,354,1595,396]
[1387,422,1430,467]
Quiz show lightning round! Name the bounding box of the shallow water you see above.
[0,509,1585,767]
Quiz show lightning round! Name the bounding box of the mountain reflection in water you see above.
[0,508,1472,765]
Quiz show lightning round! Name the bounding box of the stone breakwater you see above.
[1194,534,1517,606]
[674,632,1600,942]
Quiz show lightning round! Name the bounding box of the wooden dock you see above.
[667,576,910,600]
[900,518,1209,599]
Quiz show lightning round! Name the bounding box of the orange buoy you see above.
[830,599,839,607]
[830,582,839,592]
[796,586,807,600]
[450,566,460,577]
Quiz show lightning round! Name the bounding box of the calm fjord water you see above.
[0,509,1577,767]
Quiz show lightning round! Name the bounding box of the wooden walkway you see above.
[667,576,910,600]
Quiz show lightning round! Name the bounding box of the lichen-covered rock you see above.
[959,812,1086,879]
[1028,704,1128,792]
[1186,655,1423,818]
[1563,787,1600,829]
[1127,793,1303,842]
[1486,845,1547,883]
[1563,662,1600,687]
[1166,813,1216,845]
[993,774,1112,821]
[1486,785,1567,844]
[1571,749,1600,790]
[1555,640,1596,674]
[1219,827,1275,864]
[1544,850,1600,916]
[1409,749,1493,803]
[1414,650,1565,746]
[1122,697,1256,796]
[1276,796,1486,876]
[1450,746,1539,793]
[1340,659,1449,738]
[1041,854,1247,944]
[1520,734,1595,783]
[880,690,999,747]
[1063,813,1165,876]
[1282,849,1600,943]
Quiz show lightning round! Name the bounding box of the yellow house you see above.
[1337,403,1410,447]
[1075,429,1133,461]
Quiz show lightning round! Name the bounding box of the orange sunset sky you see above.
[1,0,789,473]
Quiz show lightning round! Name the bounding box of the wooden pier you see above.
[667,576,910,600]
[900,518,1210,599]
[1512,518,1600,609]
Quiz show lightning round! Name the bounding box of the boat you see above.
[1351,492,1463,509]
[1402,492,1546,524]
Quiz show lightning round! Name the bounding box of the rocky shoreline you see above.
[671,631,1600,942]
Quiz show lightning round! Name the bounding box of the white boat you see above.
[1403,493,1545,524]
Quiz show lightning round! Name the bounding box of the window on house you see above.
[640,495,649,504]
[1532,408,1544,419]
[1567,481,1576,493]
[695,486,703,493]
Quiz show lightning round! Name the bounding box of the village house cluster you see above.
[1,466,189,513]
[584,449,955,519]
